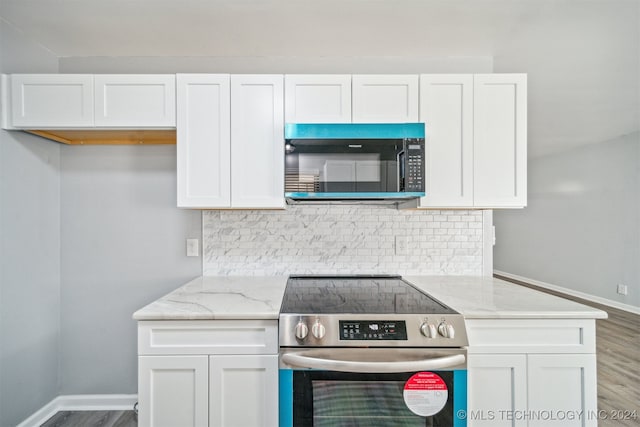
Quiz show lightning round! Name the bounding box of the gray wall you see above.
[60,145,201,393]
[0,18,60,427]
[494,134,640,308]
[492,1,640,309]
[58,56,493,74]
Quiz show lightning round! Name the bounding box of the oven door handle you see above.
[281,352,466,373]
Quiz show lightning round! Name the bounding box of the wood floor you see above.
[41,278,639,427]
[40,410,136,427]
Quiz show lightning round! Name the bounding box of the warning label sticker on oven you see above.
[403,372,448,417]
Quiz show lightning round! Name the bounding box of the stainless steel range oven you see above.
[279,275,468,427]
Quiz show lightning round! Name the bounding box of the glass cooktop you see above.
[280,275,457,315]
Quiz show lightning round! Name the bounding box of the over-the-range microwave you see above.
[284,123,425,202]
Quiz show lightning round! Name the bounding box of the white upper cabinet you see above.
[474,74,527,207]
[94,75,175,127]
[177,74,285,209]
[412,73,527,209]
[6,74,175,129]
[230,75,285,208]
[285,75,351,123]
[419,75,474,207]
[10,74,94,128]
[176,74,231,208]
[352,75,419,123]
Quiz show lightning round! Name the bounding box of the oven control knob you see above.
[420,322,437,338]
[438,322,455,339]
[312,320,326,340]
[295,321,309,340]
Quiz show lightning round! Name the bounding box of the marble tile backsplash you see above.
[203,206,484,276]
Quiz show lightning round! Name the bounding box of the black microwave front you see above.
[284,123,425,201]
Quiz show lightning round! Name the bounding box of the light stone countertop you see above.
[133,275,607,321]
[405,276,608,319]
[133,276,288,320]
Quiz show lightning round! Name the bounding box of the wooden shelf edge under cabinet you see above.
[26,129,176,145]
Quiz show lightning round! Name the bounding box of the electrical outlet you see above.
[186,238,199,257]
[617,284,628,295]
[395,236,409,255]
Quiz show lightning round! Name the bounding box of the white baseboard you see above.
[16,394,137,427]
[494,270,640,315]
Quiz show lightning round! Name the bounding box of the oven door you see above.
[279,348,467,427]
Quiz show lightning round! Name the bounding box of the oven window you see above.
[293,372,454,427]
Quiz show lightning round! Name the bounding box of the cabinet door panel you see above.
[352,75,418,123]
[231,75,285,208]
[10,74,94,127]
[473,74,527,207]
[468,354,527,427]
[285,75,351,123]
[177,74,231,208]
[419,74,473,207]
[94,75,175,127]
[138,355,208,427]
[527,354,597,427]
[209,355,279,427]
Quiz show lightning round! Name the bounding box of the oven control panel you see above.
[339,320,407,341]
[279,314,468,347]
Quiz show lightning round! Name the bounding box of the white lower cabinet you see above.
[139,355,209,427]
[527,354,597,427]
[209,355,279,427]
[138,320,279,427]
[467,319,598,427]
[468,354,528,427]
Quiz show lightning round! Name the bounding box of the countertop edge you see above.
[133,275,612,321]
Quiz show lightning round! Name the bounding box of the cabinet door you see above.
[527,354,598,427]
[352,75,418,123]
[285,75,351,123]
[418,74,473,207]
[10,74,94,127]
[176,74,231,208]
[138,355,208,427]
[94,75,175,127]
[468,354,528,427]
[231,75,285,208]
[209,355,279,427]
[473,74,527,207]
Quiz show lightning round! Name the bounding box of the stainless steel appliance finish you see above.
[279,275,468,349]
[278,275,469,427]
[280,347,467,373]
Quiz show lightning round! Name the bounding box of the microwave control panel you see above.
[404,139,425,192]
[339,320,408,341]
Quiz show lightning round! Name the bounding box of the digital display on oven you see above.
[339,320,407,340]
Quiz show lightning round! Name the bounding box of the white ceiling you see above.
[1,0,638,157]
